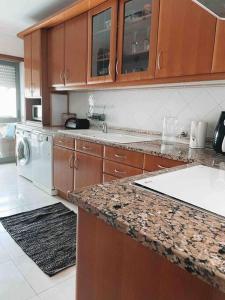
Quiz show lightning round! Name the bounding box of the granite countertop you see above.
[69,164,225,293]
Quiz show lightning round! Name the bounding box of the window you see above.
[0,60,21,123]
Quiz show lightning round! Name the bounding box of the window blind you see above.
[0,63,16,89]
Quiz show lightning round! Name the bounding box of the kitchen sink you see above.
[58,129,159,144]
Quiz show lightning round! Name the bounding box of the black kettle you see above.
[213,112,225,154]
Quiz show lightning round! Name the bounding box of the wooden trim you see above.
[192,0,225,20]
[87,0,118,84]
[18,0,108,39]
[116,0,160,82]
[0,54,24,63]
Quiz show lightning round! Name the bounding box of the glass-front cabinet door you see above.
[117,0,160,82]
[87,0,118,84]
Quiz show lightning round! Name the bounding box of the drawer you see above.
[104,160,143,179]
[76,140,103,157]
[144,154,185,172]
[104,146,144,168]
[54,135,75,150]
[103,173,118,184]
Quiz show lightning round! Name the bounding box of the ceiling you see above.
[0,0,76,37]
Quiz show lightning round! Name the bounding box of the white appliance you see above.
[16,129,33,181]
[135,165,225,218]
[32,132,57,195]
[190,121,208,149]
[32,105,42,121]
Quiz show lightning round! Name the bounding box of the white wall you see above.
[0,33,24,57]
[69,85,225,137]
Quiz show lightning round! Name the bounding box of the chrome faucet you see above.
[102,122,108,133]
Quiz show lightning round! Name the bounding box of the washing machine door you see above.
[17,137,30,166]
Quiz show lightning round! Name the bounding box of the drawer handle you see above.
[114,169,126,175]
[114,154,126,159]
[69,155,74,169]
[157,164,167,169]
[82,146,91,151]
[74,158,79,170]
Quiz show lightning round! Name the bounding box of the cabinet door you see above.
[48,23,65,87]
[117,0,160,82]
[74,152,103,192]
[155,0,217,78]
[65,13,88,86]
[87,0,118,84]
[31,30,41,98]
[212,20,225,73]
[24,34,32,98]
[53,146,74,196]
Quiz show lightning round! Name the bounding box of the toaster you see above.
[65,118,90,130]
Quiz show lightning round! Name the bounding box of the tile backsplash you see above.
[69,85,225,137]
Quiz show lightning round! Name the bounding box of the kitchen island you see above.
[70,162,225,300]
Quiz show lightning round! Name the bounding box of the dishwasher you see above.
[32,132,57,195]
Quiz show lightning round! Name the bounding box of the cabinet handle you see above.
[157,51,162,70]
[74,158,79,170]
[65,69,69,82]
[82,146,91,151]
[157,164,166,169]
[116,60,119,75]
[114,154,126,159]
[69,155,74,168]
[108,63,111,76]
[114,169,126,175]
[67,190,73,198]
[60,71,64,83]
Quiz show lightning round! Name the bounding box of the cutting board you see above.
[135,165,225,218]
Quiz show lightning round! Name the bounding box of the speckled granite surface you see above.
[69,164,225,293]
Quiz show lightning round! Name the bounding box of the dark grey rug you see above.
[0,202,77,276]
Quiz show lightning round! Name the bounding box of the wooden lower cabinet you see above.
[74,152,103,192]
[103,173,118,183]
[53,146,74,198]
[76,208,225,300]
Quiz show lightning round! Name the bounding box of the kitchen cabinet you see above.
[48,23,65,87]
[116,0,160,82]
[144,155,185,172]
[155,0,217,78]
[74,152,103,192]
[48,13,88,87]
[76,208,225,300]
[87,0,118,84]
[65,13,88,86]
[53,146,74,198]
[212,20,225,73]
[24,30,44,98]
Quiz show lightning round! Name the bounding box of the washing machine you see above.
[16,129,33,181]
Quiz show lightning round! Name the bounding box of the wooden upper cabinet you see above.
[87,0,118,84]
[24,34,32,98]
[65,13,88,86]
[212,20,225,73]
[48,23,65,87]
[155,0,217,78]
[117,0,160,82]
[24,30,44,98]
[31,30,42,98]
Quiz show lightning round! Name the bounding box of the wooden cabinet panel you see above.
[76,208,225,300]
[65,13,88,86]
[144,154,185,172]
[212,20,225,73]
[103,173,118,183]
[76,140,103,157]
[24,34,32,98]
[31,30,41,98]
[48,23,65,87]
[74,152,103,192]
[87,0,118,84]
[54,136,75,150]
[104,160,143,178]
[53,146,74,196]
[104,146,144,168]
[117,0,160,82]
[155,0,217,78]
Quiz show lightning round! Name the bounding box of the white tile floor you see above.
[0,163,77,300]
